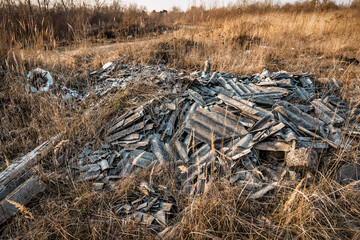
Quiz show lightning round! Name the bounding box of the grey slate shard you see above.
[163,110,178,138]
[297,125,338,148]
[218,94,268,120]
[227,134,254,155]
[236,82,253,94]
[229,171,248,184]
[231,149,252,160]
[293,85,309,100]
[112,139,149,149]
[311,99,344,125]
[79,164,101,172]
[276,78,293,88]
[280,128,297,142]
[198,86,216,96]
[114,153,131,175]
[299,76,314,88]
[270,72,292,79]
[220,73,234,78]
[186,89,206,106]
[154,209,166,225]
[254,141,291,152]
[249,115,275,132]
[208,72,218,84]
[189,144,211,162]
[108,108,145,134]
[205,97,218,105]
[144,197,158,212]
[150,135,169,165]
[212,86,235,97]
[274,101,324,134]
[217,77,238,95]
[240,91,286,100]
[107,121,148,142]
[119,162,133,177]
[251,123,285,143]
[296,138,328,149]
[183,102,199,126]
[184,106,247,145]
[210,105,252,128]
[164,141,189,163]
[98,160,110,171]
[196,149,216,166]
[131,150,156,168]
[241,157,256,170]
[119,133,141,141]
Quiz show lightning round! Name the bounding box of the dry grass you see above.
[1,1,360,239]
[150,11,360,77]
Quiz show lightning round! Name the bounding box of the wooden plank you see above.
[0,172,32,202]
[0,135,59,200]
[0,176,46,225]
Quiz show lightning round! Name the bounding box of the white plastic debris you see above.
[260,69,270,79]
[64,88,79,100]
[25,68,82,100]
[26,68,54,92]
[102,62,113,70]
[260,46,272,49]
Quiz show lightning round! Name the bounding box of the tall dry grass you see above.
[1,1,360,239]
[0,0,169,63]
[153,11,360,74]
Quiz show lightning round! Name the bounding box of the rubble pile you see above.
[68,59,357,225]
[114,181,175,226]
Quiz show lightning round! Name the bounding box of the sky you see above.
[126,0,351,11]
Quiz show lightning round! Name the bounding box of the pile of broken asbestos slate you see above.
[69,59,358,226]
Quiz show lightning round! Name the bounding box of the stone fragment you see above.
[285,147,319,169]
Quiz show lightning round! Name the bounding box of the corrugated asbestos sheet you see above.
[62,59,358,226]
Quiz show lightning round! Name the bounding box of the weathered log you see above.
[0,176,46,225]
[0,135,59,225]
[0,135,58,200]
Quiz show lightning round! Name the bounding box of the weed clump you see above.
[231,34,262,49]
[148,39,204,66]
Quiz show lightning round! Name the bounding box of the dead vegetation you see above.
[1,0,360,239]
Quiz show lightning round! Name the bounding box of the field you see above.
[0,0,360,239]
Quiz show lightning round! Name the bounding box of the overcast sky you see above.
[126,0,352,11]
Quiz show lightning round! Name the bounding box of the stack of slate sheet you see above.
[68,58,358,225]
